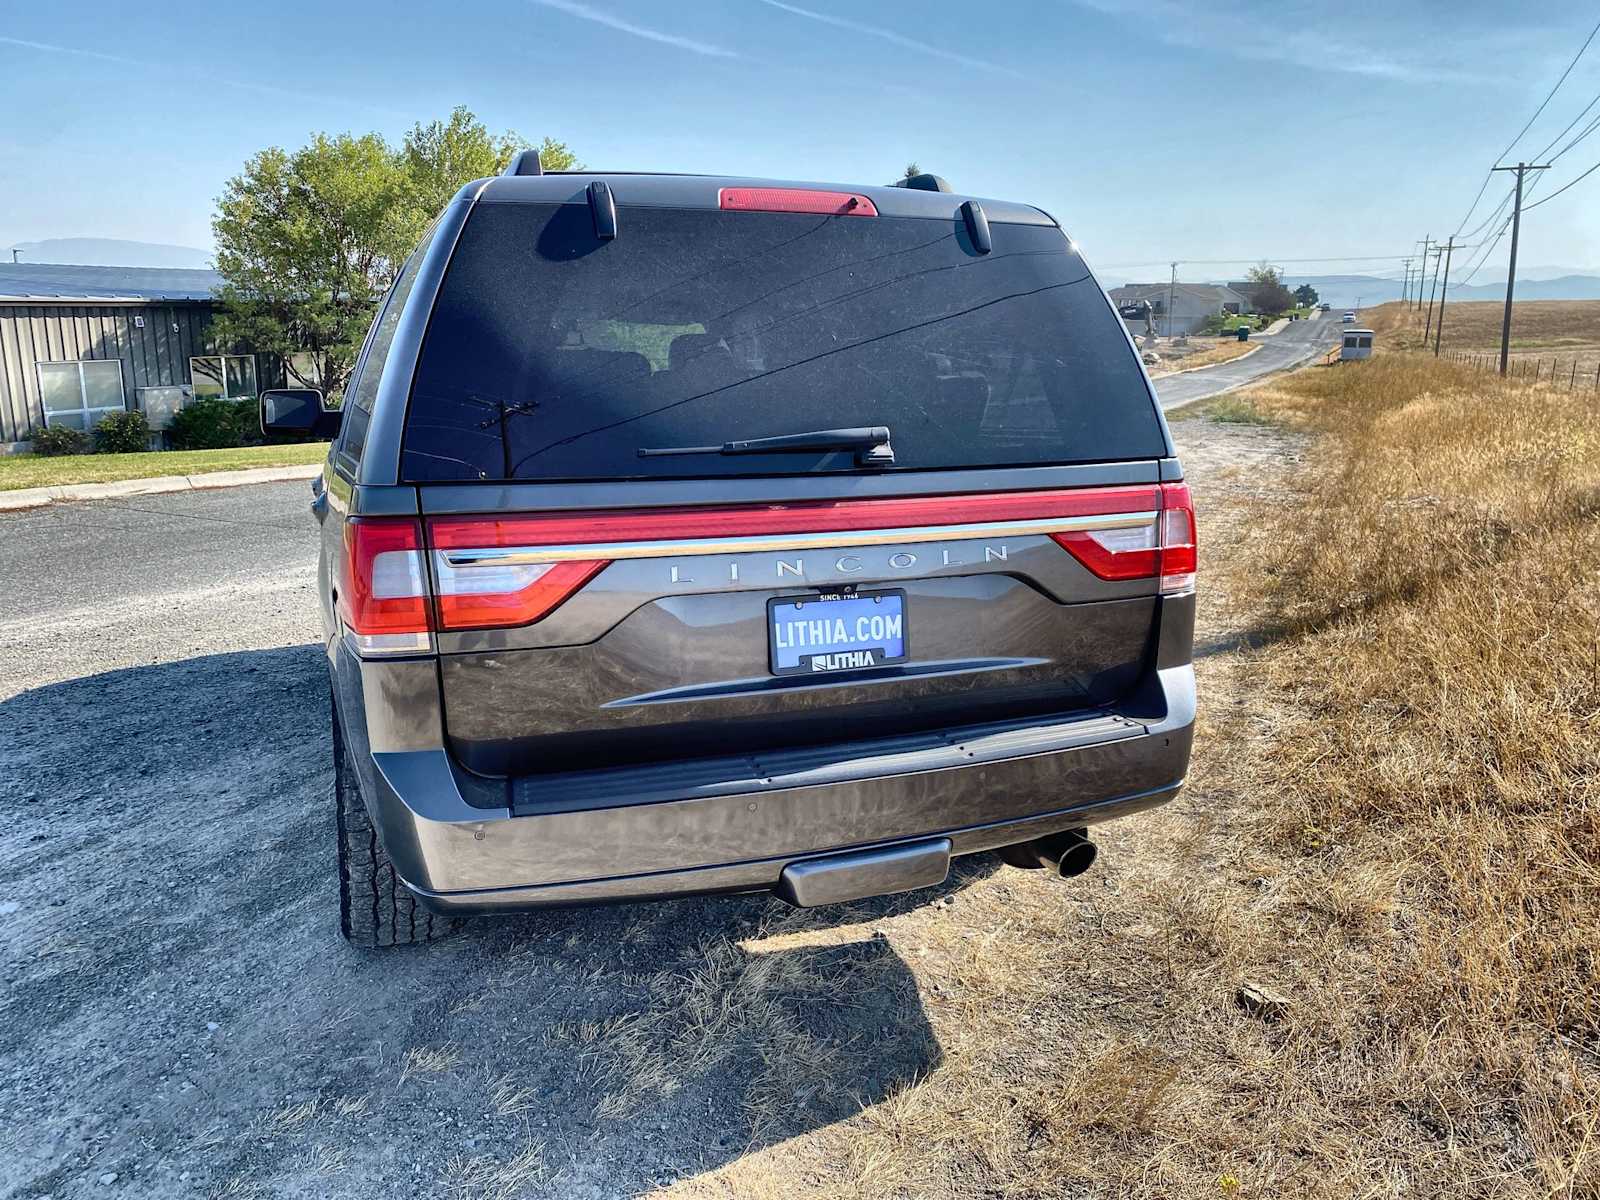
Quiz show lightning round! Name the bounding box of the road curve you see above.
[1152,312,1341,411]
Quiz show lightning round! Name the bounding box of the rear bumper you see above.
[335,639,1195,912]
[408,782,1183,913]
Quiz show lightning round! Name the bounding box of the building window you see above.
[282,351,324,395]
[38,360,126,430]
[190,354,258,401]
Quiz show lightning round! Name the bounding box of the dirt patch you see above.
[1147,338,1260,378]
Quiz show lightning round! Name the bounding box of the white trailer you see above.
[1340,329,1375,361]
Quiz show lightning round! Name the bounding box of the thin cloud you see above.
[0,35,148,68]
[1064,0,1492,84]
[758,0,1022,78]
[0,34,405,112]
[529,0,738,58]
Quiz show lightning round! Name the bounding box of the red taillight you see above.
[339,517,433,654]
[1158,481,1197,594]
[434,558,607,631]
[1050,480,1195,594]
[718,187,879,217]
[1051,525,1159,580]
[428,516,609,631]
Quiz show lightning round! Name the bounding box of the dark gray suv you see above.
[264,161,1196,946]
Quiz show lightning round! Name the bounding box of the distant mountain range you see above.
[1276,273,1600,310]
[1098,264,1600,310]
[3,237,212,270]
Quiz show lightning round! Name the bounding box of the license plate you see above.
[768,589,908,676]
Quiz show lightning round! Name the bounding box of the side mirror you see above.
[261,388,342,441]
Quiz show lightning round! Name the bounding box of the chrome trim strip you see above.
[439,511,1158,567]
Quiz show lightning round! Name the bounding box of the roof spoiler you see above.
[504,149,543,177]
[889,172,951,193]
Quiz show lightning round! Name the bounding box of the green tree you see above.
[212,133,413,400]
[1293,283,1319,307]
[212,109,573,401]
[1244,262,1294,317]
[902,162,921,180]
[402,107,577,219]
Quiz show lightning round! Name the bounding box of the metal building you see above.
[0,264,274,449]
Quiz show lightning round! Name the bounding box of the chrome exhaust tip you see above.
[997,828,1097,878]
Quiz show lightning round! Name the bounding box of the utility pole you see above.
[1401,258,1413,305]
[1166,261,1177,339]
[1433,237,1455,356]
[1491,162,1549,375]
[1423,245,1444,346]
[8,249,17,263]
[1414,237,1432,309]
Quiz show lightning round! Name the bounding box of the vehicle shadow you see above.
[0,644,998,1197]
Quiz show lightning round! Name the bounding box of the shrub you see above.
[93,410,151,453]
[169,397,259,450]
[31,424,88,456]
[231,397,264,447]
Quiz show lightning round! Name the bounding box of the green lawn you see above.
[0,442,329,492]
[1213,307,1314,334]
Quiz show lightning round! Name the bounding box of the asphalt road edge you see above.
[1162,338,1335,417]
[0,463,323,512]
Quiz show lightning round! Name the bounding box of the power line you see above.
[1493,15,1600,163]
[1549,106,1600,161]
[1461,186,1514,241]
[1532,87,1600,160]
[1523,154,1600,210]
[1096,253,1416,269]
[1452,14,1600,235]
[1450,217,1513,290]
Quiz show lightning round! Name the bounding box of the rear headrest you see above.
[668,332,732,372]
[548,348,650,377]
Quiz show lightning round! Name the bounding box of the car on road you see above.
[263,160,1198,945]
[1342,310,1357,322]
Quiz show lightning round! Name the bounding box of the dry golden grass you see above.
[444,1142,557,1200]
[1368,298,1600,349]
[1149,339,1261,378]
[399,1043,462,1082]
[1201,354,1600,1195]
[1369,299,1600,381]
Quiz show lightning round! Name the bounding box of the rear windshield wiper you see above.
[638,426,894,467]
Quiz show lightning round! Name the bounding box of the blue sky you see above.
[3,1,1599,285]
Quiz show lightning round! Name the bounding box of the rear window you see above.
[401,202,1163,482]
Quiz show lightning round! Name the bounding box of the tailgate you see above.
[427,483,1192,777]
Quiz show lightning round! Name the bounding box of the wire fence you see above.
[1442,349,1600,392]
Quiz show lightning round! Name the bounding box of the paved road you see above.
[1152,311,1340,410]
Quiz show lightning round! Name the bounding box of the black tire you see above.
[333,704,456,947]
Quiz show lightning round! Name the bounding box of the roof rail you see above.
[504,149,543,177]
[889,172,951,193]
